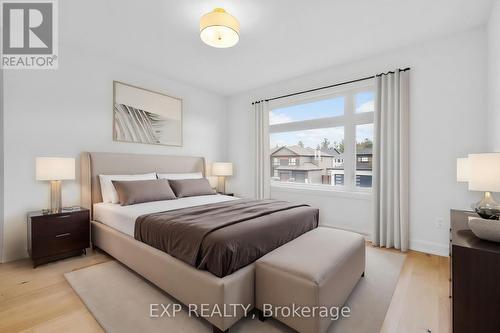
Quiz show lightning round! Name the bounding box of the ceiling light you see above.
[200,8,239,48]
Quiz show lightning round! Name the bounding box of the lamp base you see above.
[50,180,62,213]
[217,176,226,194]
[473,191,500,220]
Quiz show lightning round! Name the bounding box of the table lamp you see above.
[36,157,75,212]
[206,176,218,190]
[212,162,233,194]
[456,157,469,183]
[467,153,500,219]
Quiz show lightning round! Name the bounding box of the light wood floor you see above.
[0,246,450,333]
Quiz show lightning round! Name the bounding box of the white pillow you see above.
[99,173,157,203]
[157,172,203,180]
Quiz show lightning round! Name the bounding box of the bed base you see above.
[91,221,254,332]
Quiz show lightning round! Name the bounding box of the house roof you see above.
[356,147,373,155]
[322,147,343,157]
[271,145,334,157]
[270,146,282,155]
[275,162,324,171]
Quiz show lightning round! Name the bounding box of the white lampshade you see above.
[456,157,469,182]
[207,176,218,189]
[212,162,233,176]
[36,157,75,181]
[200,8,239,48]
[468,153,500,192]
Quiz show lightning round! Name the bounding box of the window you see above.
[334,174,344,186]
[356,123,373,188]
[355,91,375,113]
[270,96,344,125]
[270,127,344,186]
[269,81,374,191]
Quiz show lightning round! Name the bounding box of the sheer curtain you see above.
[372,69,410,251]
[254,100,271,199]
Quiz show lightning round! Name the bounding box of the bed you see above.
[93,194,238,237]
[81,152,318,332]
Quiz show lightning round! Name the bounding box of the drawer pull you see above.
[55,232,71,238]
[56,215,71,219]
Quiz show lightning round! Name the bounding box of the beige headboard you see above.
[81,152,206,214]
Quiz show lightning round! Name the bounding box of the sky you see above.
[269,91,374,126]
[269,92,374,149]
[269,97,344,125]
[270,127,345,149]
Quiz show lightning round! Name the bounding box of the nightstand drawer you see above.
[32,211,89,237]
[32,230,89,259]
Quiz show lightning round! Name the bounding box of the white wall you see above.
[2,45,228,262]
[227,27,488,256]
[488,1,500,151]
[0,66,4,262]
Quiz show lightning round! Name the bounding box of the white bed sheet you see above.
[93,194,238,237]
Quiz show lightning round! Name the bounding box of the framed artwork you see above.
[113,81,183,146]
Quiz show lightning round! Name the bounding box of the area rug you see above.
[65,246,405,333]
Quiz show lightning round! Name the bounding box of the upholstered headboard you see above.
[80,152,206,214]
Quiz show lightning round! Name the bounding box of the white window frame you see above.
[269,79,374,193]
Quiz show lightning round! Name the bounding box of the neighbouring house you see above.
[327,146,373,187]
[270,145,337,184]
[355,147,373,187]
[271,145,373,187]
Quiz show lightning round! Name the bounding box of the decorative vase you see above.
[469,217,500,242]
[473,191,500,220]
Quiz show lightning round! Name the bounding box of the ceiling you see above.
[62,0,493,95]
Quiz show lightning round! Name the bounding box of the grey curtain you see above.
[254,101,271,199]
[372,69,410,251]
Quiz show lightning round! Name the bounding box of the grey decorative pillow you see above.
[168,178,216,198]
[112,179,177,206]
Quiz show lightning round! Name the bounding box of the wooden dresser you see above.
[450,209,500,333]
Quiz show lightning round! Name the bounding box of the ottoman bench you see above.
[255,227,365,333]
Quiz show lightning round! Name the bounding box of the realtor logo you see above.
[1,0,58,69]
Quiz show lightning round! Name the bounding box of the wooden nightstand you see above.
[450,209,500,332]
[27,207,90,268]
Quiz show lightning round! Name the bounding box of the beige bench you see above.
[255,227,365,333]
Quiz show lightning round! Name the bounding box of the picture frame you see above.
[113,81,183,146]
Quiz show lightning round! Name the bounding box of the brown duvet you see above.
[134,199,319,277]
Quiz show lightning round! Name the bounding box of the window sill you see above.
[270,182,372,200]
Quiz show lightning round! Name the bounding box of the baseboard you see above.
[409,239,449,257]
[2,248,29,263]
[321,226,449,257]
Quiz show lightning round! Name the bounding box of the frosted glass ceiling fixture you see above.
[200,8,239,48]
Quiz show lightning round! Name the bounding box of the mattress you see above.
[93,194,238,236]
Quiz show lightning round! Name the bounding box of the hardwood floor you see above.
[379,248,451,333]
[0,247,450,333]
[0,250,110,333]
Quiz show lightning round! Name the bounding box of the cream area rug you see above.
[65,246,405,333]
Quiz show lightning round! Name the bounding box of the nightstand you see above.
[450,209,500,332]
[27,207,90,268]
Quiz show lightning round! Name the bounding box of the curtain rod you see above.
[252,67,410,105]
